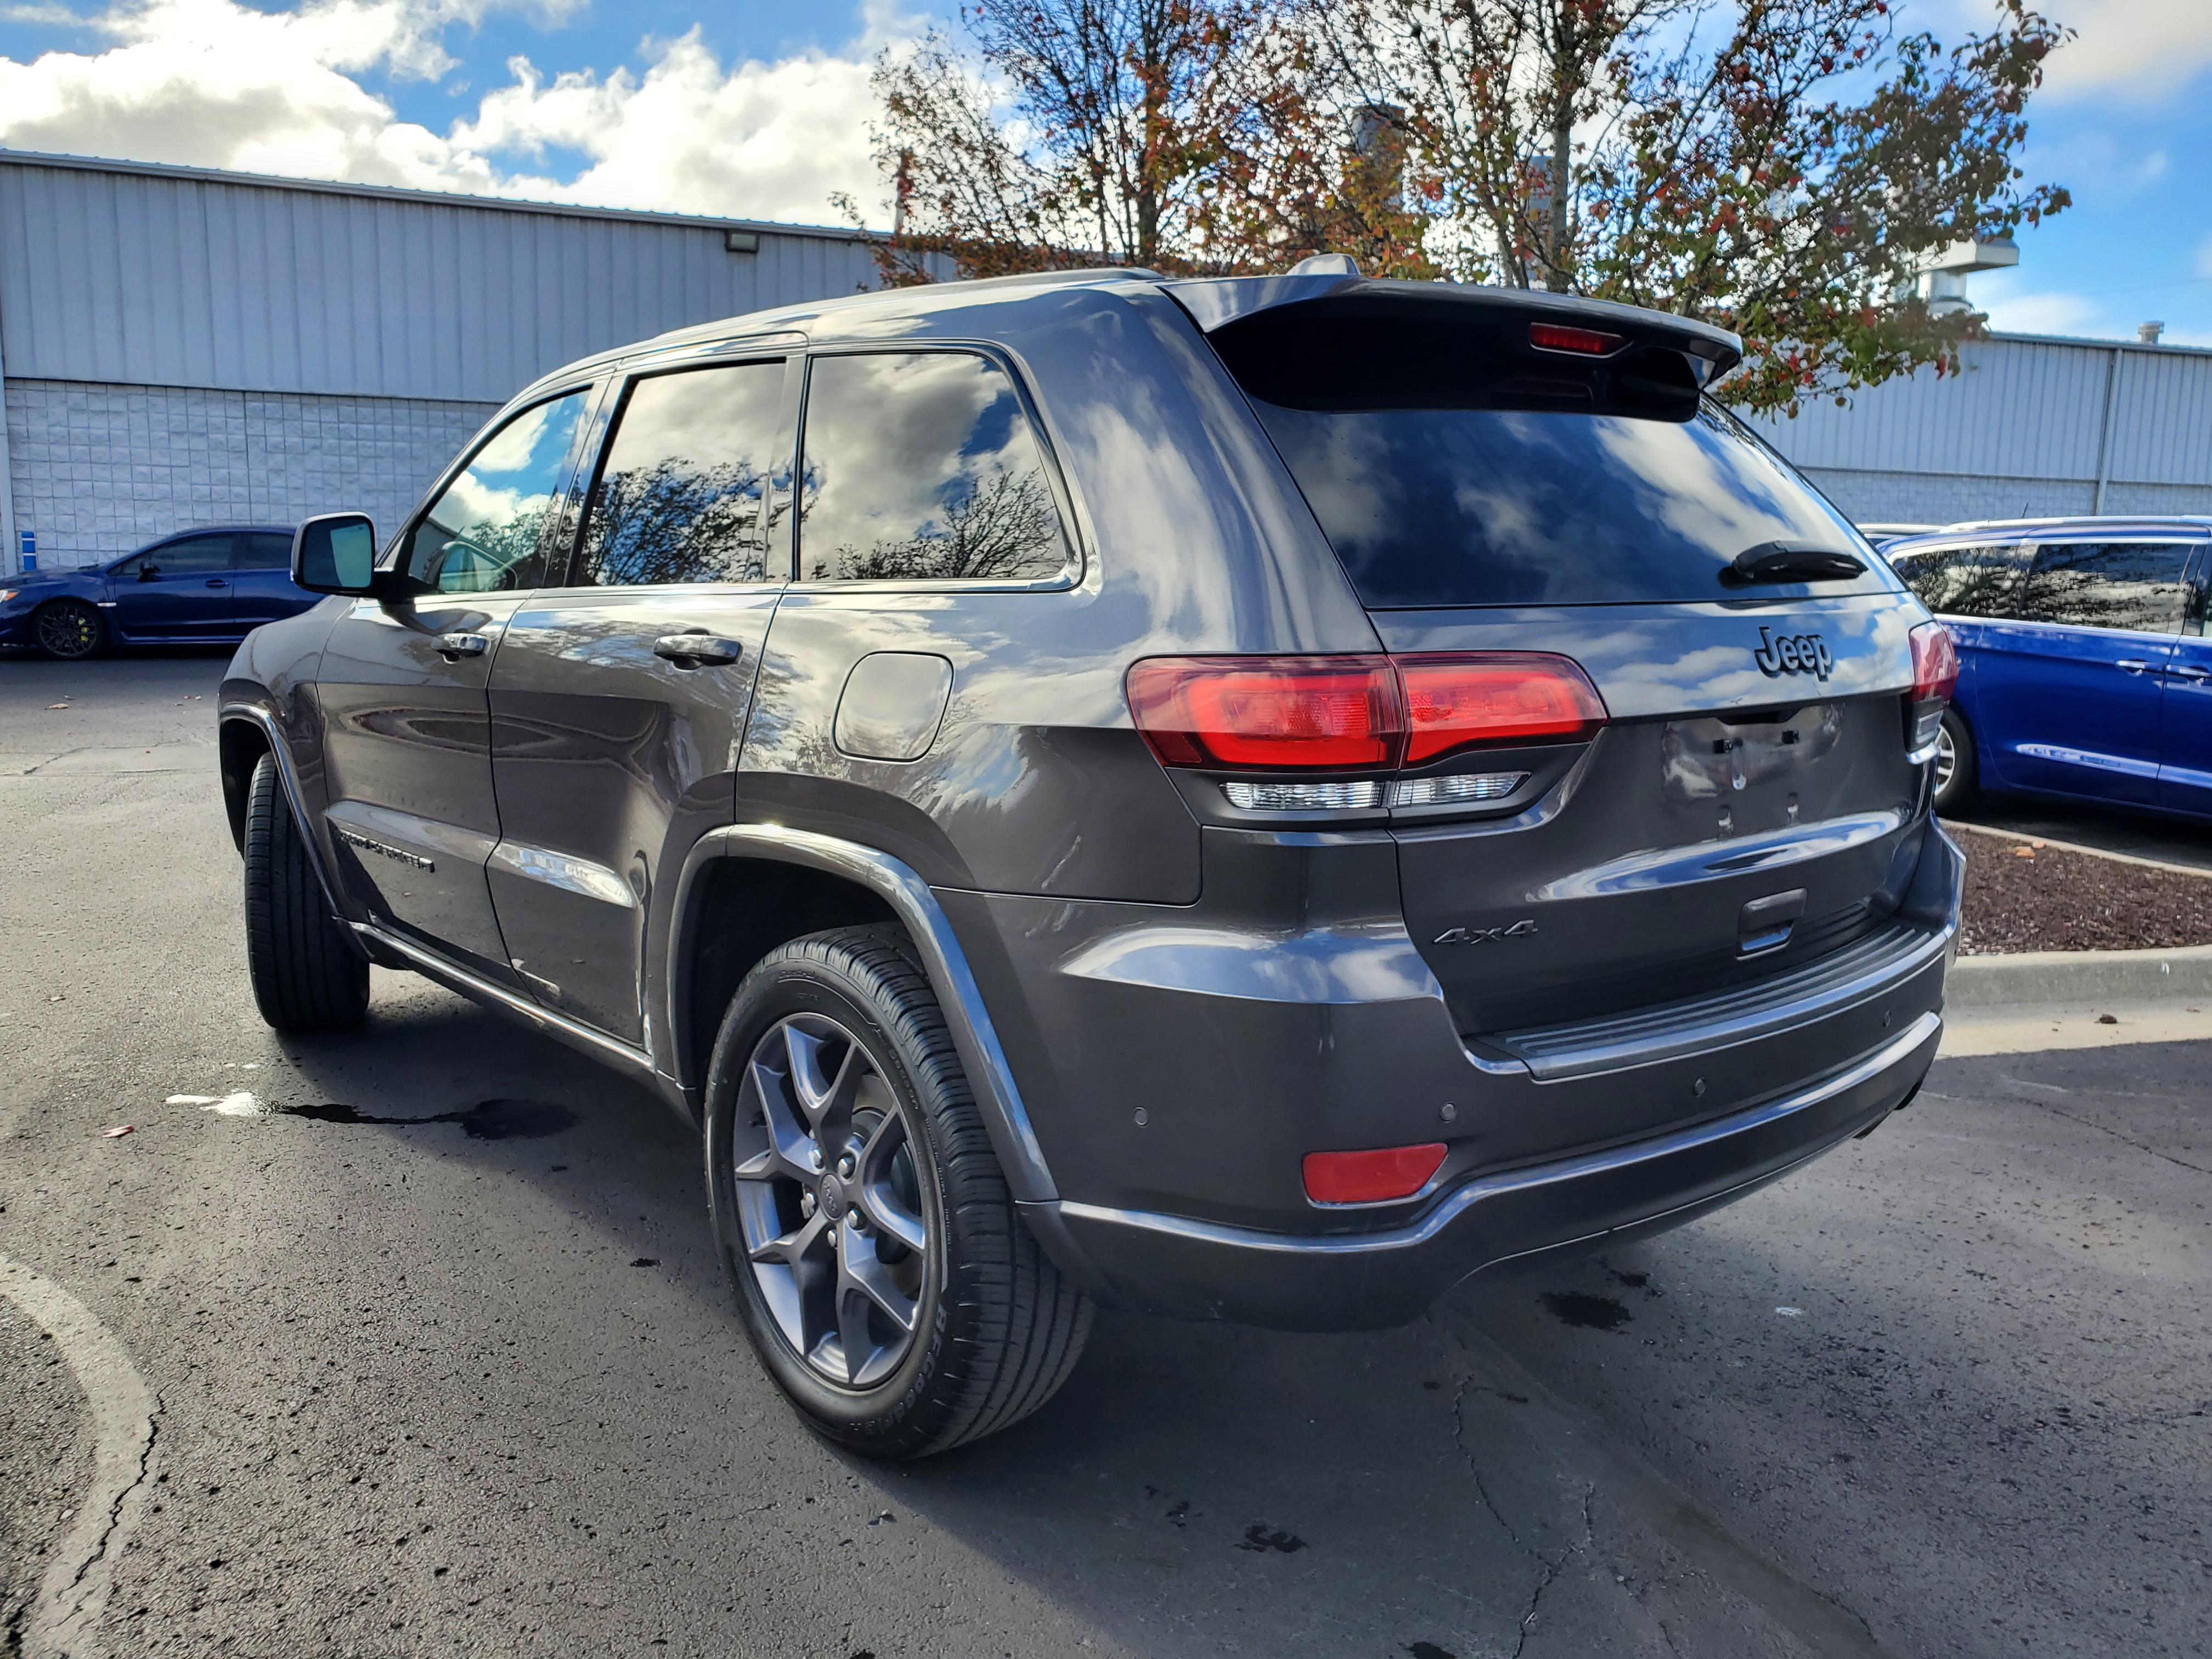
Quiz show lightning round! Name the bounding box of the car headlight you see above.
[0,589,19,605]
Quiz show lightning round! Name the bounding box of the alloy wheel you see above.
[730,1012,929,1389]
[1933,722,1957,797]
[35,601,101,659]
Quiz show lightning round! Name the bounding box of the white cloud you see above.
[1974,287,2102,337]
[0,0,904,227]
[2032,0,2212,101]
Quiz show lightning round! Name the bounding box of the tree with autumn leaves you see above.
[842,0,2071,413]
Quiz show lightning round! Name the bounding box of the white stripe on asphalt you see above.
[0,1250,159,1659]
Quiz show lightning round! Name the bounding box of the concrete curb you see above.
[1948,943,2212,1009]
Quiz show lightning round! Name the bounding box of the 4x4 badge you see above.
[1753,627,1833,680]
[1434,919,1538,945]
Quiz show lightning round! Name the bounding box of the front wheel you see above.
[1932,707,1977,814]
[33,599,105,659]
[705,926,1091,1458]
[242,753,369,1032]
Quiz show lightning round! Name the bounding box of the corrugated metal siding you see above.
[1760,334,2212,489]
[0,157,885,403]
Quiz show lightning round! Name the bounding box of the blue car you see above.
[1882,517,2212,821]
[0,526,313,658]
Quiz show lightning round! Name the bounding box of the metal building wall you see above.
[1758,333,2212,524]
[0,151,900,570]
[0,152,884,402]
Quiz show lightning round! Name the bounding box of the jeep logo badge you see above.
[1753,627,1832,680]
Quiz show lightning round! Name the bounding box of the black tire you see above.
[243,753,369,1032]
[33,599,105,659]
[705,924,1091,1458]
[1932,706,1977,814]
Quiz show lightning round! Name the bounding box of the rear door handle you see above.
[653,634,743,668]
[205,578,230,588]
[2171,664,2210,681]
[436,633,490,658]
[2115,658,2151,674]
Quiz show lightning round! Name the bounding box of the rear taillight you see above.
[1909,622,1959,704]
[1303,1143,1448,1205]
[1906,622,1959,754]
[1124,656,1397,770]
[1126,653,1607,777]
[1396,653,1607,762]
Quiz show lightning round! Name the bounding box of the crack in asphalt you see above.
[1444,1329,1899,1659]
[0,1251,162,1659]
[65,1403,158,1598]
[2015,1097,2212,1176]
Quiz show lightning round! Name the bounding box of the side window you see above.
[2012,541,2195,634]
[143,535,235,575]
[573,361,788,587]
[797,351,1069,584]
[242,533,294,570]
[1887,543,2026,618]
[402,390,590,595]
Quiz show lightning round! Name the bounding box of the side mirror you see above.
[293,513,380,595]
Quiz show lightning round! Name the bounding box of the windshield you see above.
[1249,397,1887,609]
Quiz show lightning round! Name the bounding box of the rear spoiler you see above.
[1162,275,1742,388]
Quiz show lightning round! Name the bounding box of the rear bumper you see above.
[1022,1010,1939,1329]
[947,818,1961,1328]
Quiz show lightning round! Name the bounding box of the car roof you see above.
[512,267,1746,402]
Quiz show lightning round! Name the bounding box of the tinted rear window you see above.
[1212,302,1882,609]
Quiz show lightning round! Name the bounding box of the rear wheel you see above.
[33,599,104,659]
[243,753,369,1032]
[705,925,1091,1458]
[1932,707,1977,814]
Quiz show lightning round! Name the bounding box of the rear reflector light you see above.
[1127,653,1607,773]
[1909,622,1959,704]
[1529,321,1626,356]
[1304,1143,1448,1205]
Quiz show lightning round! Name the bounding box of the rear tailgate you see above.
[1374,601,1926,1035]
[1193,279,1936,1040]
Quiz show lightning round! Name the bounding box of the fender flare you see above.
[218,703,363,952]
[670,826,1059,1205]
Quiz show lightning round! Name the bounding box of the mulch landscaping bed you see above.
[1949,822,2212,955]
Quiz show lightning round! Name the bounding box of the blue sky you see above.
[2,0,2208,344]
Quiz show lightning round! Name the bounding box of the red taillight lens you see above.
[1397,653,1607,764]
[1125,655,1400,770]
[1529,321,1626,356]
[1909,622,1959,704]
[1304,1143,1448,1205]
[1127,653,1609,773]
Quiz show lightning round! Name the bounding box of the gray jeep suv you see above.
[217,267,1963,1458]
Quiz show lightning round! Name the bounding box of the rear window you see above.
[1211,303,1883,610]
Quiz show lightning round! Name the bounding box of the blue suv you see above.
[1883,518,2212,820]
[0,526,312,658]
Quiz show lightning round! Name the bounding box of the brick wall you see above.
[4,379,500,568]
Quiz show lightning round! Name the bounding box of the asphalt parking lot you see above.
[2,652,2208,1659]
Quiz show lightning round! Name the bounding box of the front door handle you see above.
[436,633,490,658]
[205,578,230,588]
[2116,658,2151,674]
[2171,663,2210,682]
[653,634,743,668]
